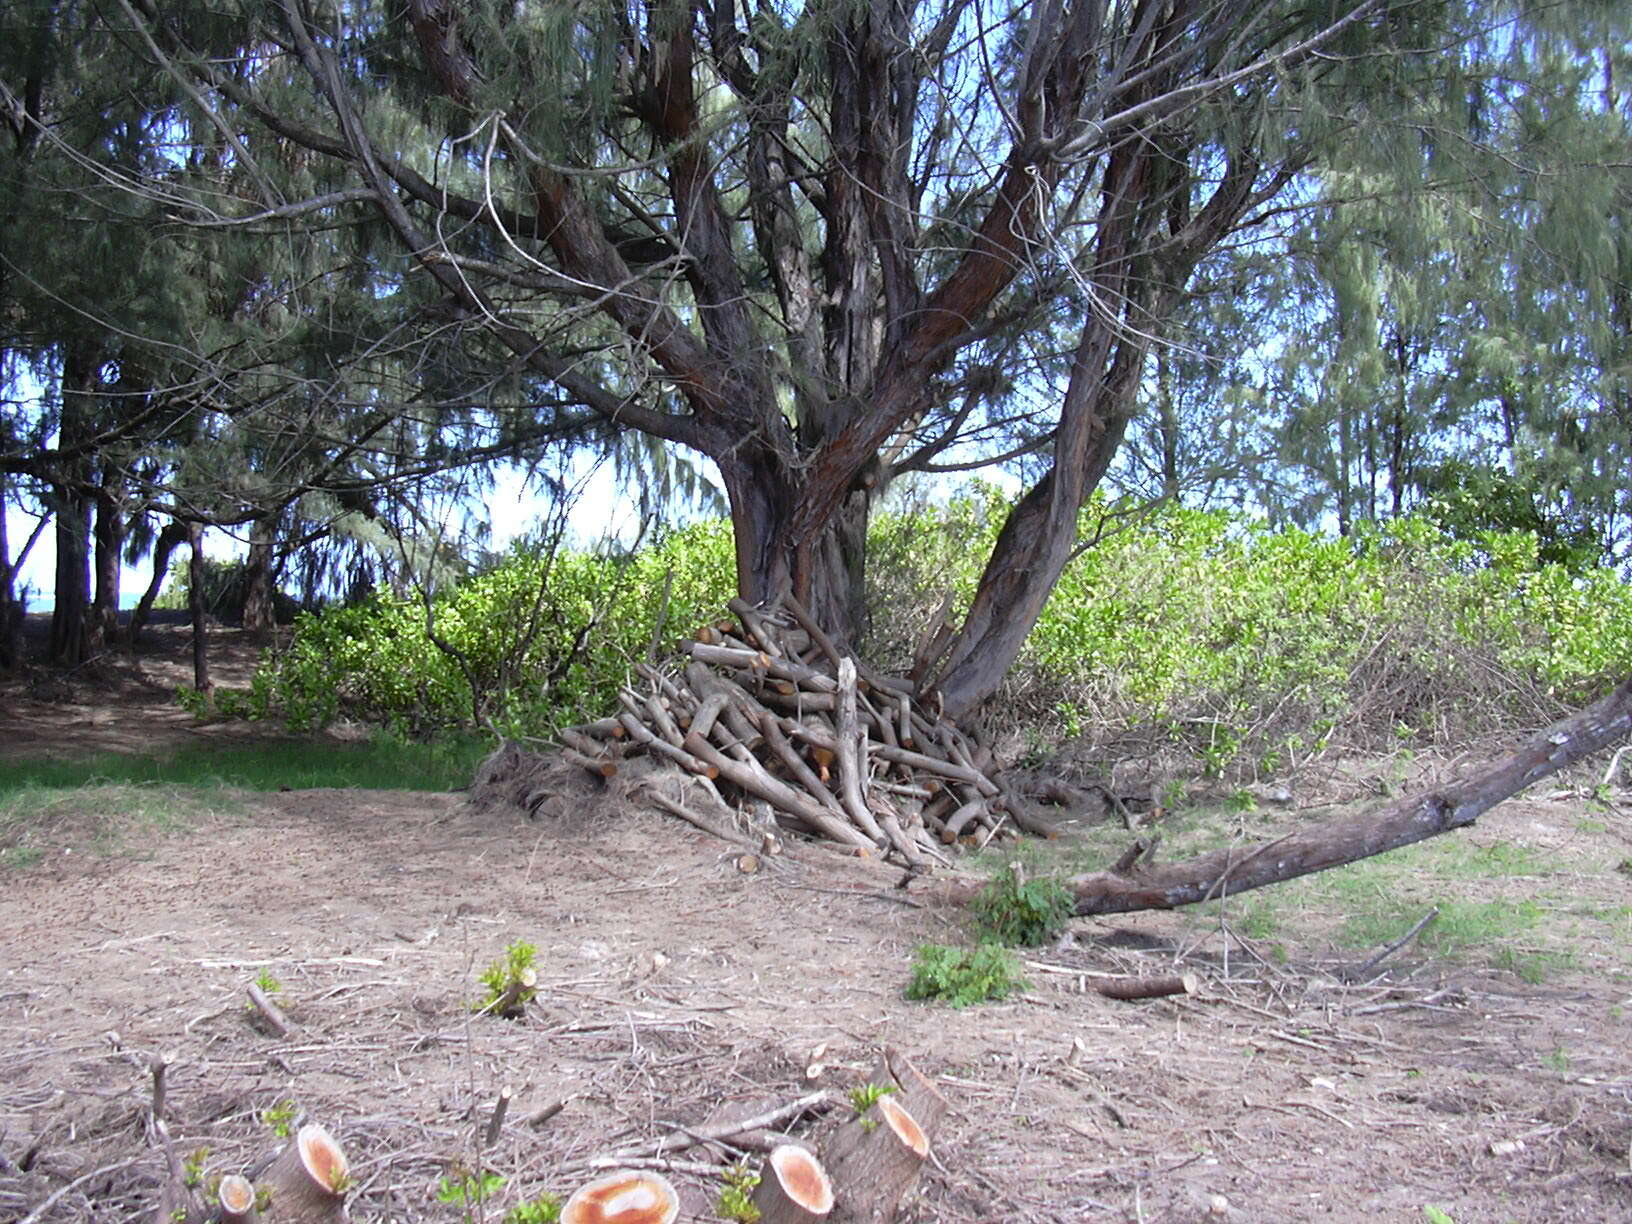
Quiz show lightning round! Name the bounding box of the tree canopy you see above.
[2,0,1629,707]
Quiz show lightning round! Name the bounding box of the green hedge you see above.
[247,521,735,735]
[237,492,1632,770]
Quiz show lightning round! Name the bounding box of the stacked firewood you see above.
[557,597,1050,862]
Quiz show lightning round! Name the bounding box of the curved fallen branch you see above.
[1041,674,1632,915]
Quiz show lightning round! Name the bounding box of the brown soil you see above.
[2,627,1630,1222]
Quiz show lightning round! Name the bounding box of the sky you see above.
[4,457,640,612]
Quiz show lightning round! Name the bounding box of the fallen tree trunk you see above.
[1049,673,1632,915]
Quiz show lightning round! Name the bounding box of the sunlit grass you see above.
[0,734,490,797]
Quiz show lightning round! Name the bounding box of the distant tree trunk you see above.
[90,477,123,648]
[187,520,211,696]
[242,513,277,637]
[48,488,91,665]
[0,479,16,670]
[126,519,188,646]
[49,348,97,665]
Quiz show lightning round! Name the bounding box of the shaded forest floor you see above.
[2,622,1631,1222]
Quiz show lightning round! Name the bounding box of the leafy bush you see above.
[233,486,1632,766]
[246,522,734,735]
[971,862,1074,947]
[870,489,1632,773]
[905,943,1027,1006]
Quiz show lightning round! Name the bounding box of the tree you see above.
[100,0,1459,716]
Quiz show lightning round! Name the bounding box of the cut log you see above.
[752,1144,835,1223]
[217,1173,259,1224]
[1092,972,1198,1001]
[259,1123,349,1224]
[245,982,294,1038]
[562,1169,679,1224]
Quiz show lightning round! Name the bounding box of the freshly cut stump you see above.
[217,1173,259,1223]
[752,1143,835,1222]
[823,1052,949,1224]
[561,1168,680,1224]
[260,1123,349,1224]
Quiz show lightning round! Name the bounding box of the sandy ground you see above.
[2,624,1630,1222]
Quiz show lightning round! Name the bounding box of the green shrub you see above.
[971,862,1074,947]
[870,489,1632,772]
[246,522,735,736]
[906,943,1027,1006]
[230,488,1632,762]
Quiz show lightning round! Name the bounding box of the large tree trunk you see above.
[90,475,123,649]
[242,513,277,637]
[49,348,98,666]
[48,484,91,665]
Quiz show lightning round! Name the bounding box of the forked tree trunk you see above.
[126,519,188,646]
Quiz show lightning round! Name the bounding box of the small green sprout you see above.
[477,940,540,1018]
[716,1161,761,1223]
[260,1100,297,1139]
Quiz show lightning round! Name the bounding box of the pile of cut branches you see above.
[557,598,1051,863]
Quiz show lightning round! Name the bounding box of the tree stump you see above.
[822,1051,949,1224]
[752,1144,835,1222]
[259,1124,349,1224]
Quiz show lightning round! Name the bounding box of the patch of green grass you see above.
[1338,898,1545,956]
[0,781,231,869]
[0,734,488,797]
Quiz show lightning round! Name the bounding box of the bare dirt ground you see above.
[2,624,1631,1222]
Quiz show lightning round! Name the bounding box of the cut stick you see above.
[751,706,847,818]
[561,747,617,779]
[246,982,294,1038]
[484,1085,512,1147]
[938,798,988,843]
[778,594,845,670]
[683,732,876,850]
[688,691,733,740]
[259,1123,349,1224]
[871,744,992,790]
[834,660,888,845]
[752,1144,834,1223]
[689,641,774,674]
[647,790,759,850]
[619,713,719,778]
[217,1173,258,1224]
[727,598,787,658]
[644,692,686,749]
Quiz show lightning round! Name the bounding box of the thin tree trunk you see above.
[187,520,211,697]
[126,519,188,646]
